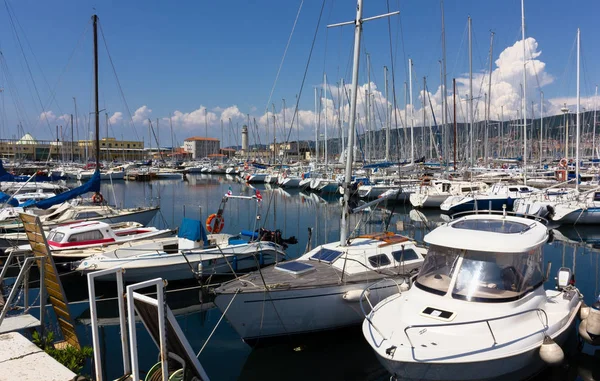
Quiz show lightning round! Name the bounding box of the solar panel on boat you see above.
[452,219,531,234]
[275,261,315,275]
[310,248,343,263]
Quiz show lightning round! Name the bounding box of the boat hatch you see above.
[368,254,391,268]
[275,261,315,275]
[420,307,455,321]
[452,219,532,234]
[310,248,343,263]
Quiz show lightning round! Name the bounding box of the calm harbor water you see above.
[14,174,600,380]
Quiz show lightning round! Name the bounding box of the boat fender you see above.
[539,336,564,365]
[343,289,369,302]
[585,295,600,337]
[579,319,600,346]
[580,302,590,320]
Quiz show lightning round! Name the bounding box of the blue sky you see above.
[0,0,598,147]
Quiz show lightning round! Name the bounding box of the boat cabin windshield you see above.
[415,245,544,302]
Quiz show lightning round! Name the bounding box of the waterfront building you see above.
[183,137,220,159]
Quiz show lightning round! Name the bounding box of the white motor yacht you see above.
[362,213,582,381]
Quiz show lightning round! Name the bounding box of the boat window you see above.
[594,192,600,202]
[368,254,391,268]
[68,230,104,242]
[46,231,56,241]
[520,187,532,192]
[51,232,64,242]
[460,187,473,193]
[452,248,544,302]
[415,245,461,296]
[392,248,420,262]
[76,211,102,219]
[508,187,519,192]
[310,248,342,263]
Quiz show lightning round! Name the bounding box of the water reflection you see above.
[52,175,600,380]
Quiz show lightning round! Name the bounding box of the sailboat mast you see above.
[93,14,100,170]
[453,78,457,171]
[468,16,473,169]
[594,85,597,159]
[441,0,448,169]
[385,66,389,161]
[486,32,494,166]
[324,74,328,168]
[576,28,580,192]
[314,88,319,163]
[540,91,544,168]
[339,0,363,245]
[521,0,527,185]
[409,58,414,163]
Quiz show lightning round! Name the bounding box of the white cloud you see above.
[132,105,152,124]
[39,110,57,122]
[109,111,123,125]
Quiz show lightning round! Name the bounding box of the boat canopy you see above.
[178,218,208,243]
[21,170,101,209]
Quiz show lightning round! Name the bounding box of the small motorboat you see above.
[75,218,287,282]
[362,212,582,381]
[4,220,175,259]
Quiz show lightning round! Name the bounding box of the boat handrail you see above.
[403,307,549,349]
[359,277,406,340]
[449,209,548,225]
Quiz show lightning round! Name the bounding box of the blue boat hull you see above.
[444,197,514,215]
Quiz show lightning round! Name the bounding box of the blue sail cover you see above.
[178,218,208,242]
[0,192,19,207]
[0,160,16,182]
[22,169,101,209]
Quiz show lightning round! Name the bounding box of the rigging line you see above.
[5,0,85,119]
[3,0,53,138]
[98,21,141,142]
[282,0,326,149]
[264,0,304,117]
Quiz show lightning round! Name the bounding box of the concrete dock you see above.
[0,332,75,381]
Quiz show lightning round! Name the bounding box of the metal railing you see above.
[403,307,549,349]
[0,254,45,330]
[450,209,548,225]
[359,277,407,339]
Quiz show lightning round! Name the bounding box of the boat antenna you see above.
[329,0,398,246]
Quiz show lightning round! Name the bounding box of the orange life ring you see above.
[560,158,568,168]
[205,213,224,233]
[92,193,104,204]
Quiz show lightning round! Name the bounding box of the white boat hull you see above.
[409,193,449,208]
[79,244,284,282]
[370,313,577,381]
[214,280,402,344]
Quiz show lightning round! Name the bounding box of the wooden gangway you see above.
[18,213,80,348]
